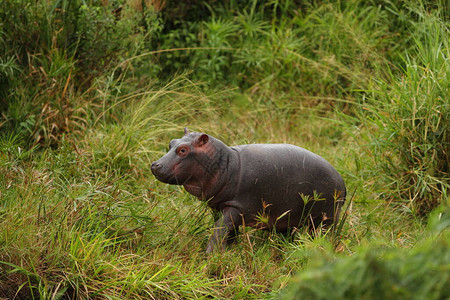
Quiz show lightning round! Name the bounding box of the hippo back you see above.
[231,144,345,229]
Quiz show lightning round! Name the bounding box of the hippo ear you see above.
[184,127,190,136]
[195,134,209,147]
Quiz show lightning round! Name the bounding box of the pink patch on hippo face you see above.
[175,145,190,157]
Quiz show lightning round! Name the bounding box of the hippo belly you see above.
[232,144,345,229]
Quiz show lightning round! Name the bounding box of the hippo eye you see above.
[176,145,189,157]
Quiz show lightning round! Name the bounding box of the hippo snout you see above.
[151,161,164,178]
[151,161,160,172]
[151,160,178,184]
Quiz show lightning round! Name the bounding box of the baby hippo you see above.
[151,128,346,253]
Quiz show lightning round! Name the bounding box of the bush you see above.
[0,0,161,147]
[156,1,424,96]
[359,3,449,214]
[281,207,450,299]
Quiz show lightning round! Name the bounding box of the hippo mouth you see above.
[153,173,180,185]
[153,173,170,183]
[151,168,177,184]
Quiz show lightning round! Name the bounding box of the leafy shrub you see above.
[0,0,161,146]
[155,0,406,99]
[281,208,450,299]
[0,0,159,78]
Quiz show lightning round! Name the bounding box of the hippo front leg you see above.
[206,207,242,253]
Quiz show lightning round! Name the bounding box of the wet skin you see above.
[151,128,346,253]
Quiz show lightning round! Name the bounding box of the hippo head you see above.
[151,128,223,196]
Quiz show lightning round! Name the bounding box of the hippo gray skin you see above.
[151,128,346,253]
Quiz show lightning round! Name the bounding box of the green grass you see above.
[1,0,449,298]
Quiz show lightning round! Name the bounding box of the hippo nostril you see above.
[151,162,160,170]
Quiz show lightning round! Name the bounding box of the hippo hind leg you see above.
[306,203,342,235]
[307,215,334,233]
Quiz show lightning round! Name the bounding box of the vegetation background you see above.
[0,0,448,299]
